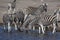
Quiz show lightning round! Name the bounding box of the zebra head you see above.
[54,8,60,15]
[38,3,48,13]
[42,3,48,12]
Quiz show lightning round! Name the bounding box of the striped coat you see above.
[22,5,47,29]
[28,9,59,26]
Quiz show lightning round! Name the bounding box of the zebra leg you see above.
[14,21,18,31]
[15,23,18,31]
[40,23,45,34]
[52,23,56,34]
[17,22,24,32]
[8,22,11,32]
[28,20,35,30]
[3,25,6,30]
[28,24,32,30]
[3,25,6,32]
[24,14,28,21]
[13,8,16,13]
[33,26,35,31]
[39,27,41,34]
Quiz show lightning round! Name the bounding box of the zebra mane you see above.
[54,8,59,15]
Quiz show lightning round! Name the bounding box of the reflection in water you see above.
[0,26,60,40]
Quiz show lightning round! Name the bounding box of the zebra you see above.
[13,9,25,31]
[3,9,25,32]
[3,13,14,32]
[28,8,60,34]
[3,0,17,32]
[21,3,48,32]
[24,3,48,21]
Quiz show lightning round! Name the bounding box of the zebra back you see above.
[26,6,38,15]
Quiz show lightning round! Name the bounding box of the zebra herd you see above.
[2,0,60,34]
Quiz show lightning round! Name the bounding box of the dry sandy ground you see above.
[0,0,60,23]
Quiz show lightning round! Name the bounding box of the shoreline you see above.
[0,23,60,32]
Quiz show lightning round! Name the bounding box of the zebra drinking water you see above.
[28,8,60,34]
[13,9,25,31]
[21,3,48,32]
[3,13,14,32]
[3,0,16,32]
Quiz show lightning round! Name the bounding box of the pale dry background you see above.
[0,0,60,23]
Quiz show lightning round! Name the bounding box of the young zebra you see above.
[28,8,60,34]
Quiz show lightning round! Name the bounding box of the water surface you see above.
[0,26,60,40]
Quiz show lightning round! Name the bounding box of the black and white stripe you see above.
[28,8,60,34]
[22,4,48,30]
